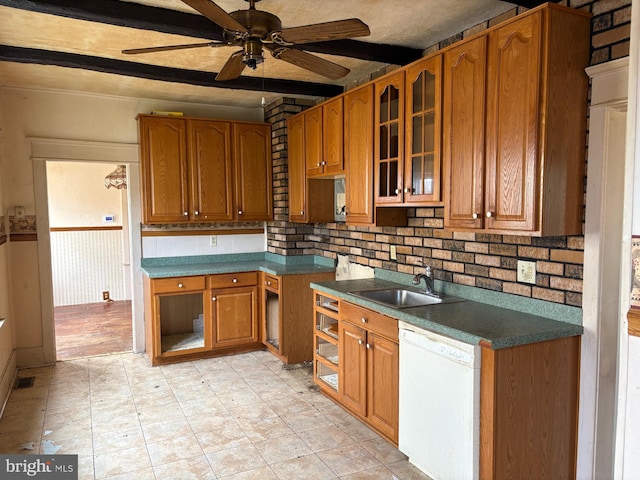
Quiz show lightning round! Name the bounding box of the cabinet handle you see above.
[361,317,368,323]
[317,162,321,167]
[366,343,371,349]
[300,210,304,215]
[194,210,199,216]
[486,211,494,218]
[358,339,363,345]
[404,188,411,193]
[212,296,217,301]
[238,210,243,215]
[183,211,188,216]
[267,281,271,286]
[232,278,238,283]
[177,283,183,288]
[394,188,400,195]
[472,213,478,219]
[321,161,326,166]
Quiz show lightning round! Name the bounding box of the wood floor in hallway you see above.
[54,300,132,360]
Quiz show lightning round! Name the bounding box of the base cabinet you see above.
[480,336,580,479]
[311,293,400,443]
[145,272,261,365]
[211,287,258,348]
[262,271,335,364]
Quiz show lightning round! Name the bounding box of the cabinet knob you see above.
[232,278,238,283]
[183,211,188,216]
[361,317,368,323]
[394,188,400,195]
[366,343,371,349]
[472,213,478,219]
[212,296,217,301]
[267,281,271,286]
[404,188,411,193]
[238,210,243,215]
[321,161,326,166]
[177,283,183,288]
[316,162,321,167]
[358,339,363,345]
[194,210,199,216]
[300,210,304,215]
[486,211,493,218]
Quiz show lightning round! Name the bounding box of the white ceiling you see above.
[0,0,516,108]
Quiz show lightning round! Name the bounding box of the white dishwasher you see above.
[398,321,481,480]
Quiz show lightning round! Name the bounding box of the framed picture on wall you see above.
[631,236,640,308]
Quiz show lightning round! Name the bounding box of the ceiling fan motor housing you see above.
[227,8,282,69]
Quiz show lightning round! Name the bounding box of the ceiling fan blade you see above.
[122,42,223,55]
[181,0,248,33]
[216,50,246,81]
[267,46,350,80]
[275,19,370,44]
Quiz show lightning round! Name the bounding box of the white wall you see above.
[142,233,266,258]
[0,93,17,413]
[0,86,263,367]
[47,161,123,227]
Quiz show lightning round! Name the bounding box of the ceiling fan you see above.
[122,0,371,81]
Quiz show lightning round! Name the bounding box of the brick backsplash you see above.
[263,0,633,308]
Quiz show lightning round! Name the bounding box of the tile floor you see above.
[0,351,431,479]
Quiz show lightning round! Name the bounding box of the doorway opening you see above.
[46,161,133,360]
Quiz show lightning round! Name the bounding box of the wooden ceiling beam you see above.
[508,0,553,8]
[0,45,344,97]
[0,0,423,65]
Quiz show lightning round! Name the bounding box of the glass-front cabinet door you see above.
[374,71,404,205]
[404,55,442,203]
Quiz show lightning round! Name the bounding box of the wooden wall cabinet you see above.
[443,6,590,235]
[404,55,442,204]
[232,122,273,221]
[374,60,443,207]
[374,71,405,206]
[305,98,344,178]
[339,302,399,444]
[287,113,335,224]
[261,271,335,364]
[344,85,375,225]
[139,115,273,224]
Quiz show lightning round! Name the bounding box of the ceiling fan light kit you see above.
[122,0,371,81]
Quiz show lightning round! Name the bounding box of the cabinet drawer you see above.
[209,272,258,288]
[152,276,206,294]
[342,302,398,340]
[263,274,280,291]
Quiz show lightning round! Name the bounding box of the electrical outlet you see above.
[210,235,217,246]
[390,245,397,260]
[517,260,537,284]
[102,291,110,301]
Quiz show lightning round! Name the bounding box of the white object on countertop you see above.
[398,321,480,480]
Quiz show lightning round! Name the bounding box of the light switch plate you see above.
[390,245,397,260]
[210,235,217,247]
[517,260,537,284]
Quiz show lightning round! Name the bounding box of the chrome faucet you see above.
[413,265,435,295]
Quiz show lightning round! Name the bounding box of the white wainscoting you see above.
[50,229,128,306]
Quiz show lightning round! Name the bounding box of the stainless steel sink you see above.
[349,288,446,308]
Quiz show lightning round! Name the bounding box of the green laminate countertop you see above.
[310,278,583,350]
[141,253,336,278]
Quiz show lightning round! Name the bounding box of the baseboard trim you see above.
[0,350,17,419]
